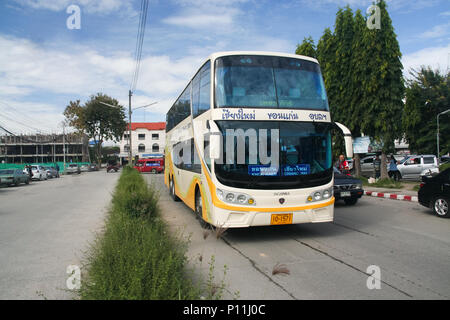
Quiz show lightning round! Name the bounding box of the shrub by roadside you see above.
[440,162,450,172]
[358,176,403,189]
[79,166,200,300]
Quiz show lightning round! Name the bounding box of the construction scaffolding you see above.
[0,133,88,164]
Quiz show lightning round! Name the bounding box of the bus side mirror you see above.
[209,133,221,160]
[334,122,353,159]
[208,120,222,160]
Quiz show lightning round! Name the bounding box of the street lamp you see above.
[99,100,157,164]
[437,108,450,158]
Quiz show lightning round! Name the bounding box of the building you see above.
[119,122,166,164]
[0,133,88,164]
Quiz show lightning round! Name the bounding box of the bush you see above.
[439,162,450,172]
[79,167,200,300]
[359,176,402,189]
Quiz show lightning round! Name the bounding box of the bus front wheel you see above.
[195,188,209,229]
[169,177,180,202]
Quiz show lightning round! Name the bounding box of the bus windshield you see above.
[215,55,329,111]
[214,121,332,189]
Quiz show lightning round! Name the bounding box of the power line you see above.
[130,0,149,92]
[0,101,54,134]
[0,113,48,134]
[0,123,58,144]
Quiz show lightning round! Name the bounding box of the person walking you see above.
[388,155,400,181]
[373,154,381,179]
[26,165,32,181]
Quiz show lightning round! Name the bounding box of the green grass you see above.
[79,166,200,300]
[359,176,403,189]
[440,162,450,172]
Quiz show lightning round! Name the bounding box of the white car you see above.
[30,165,48,181]
[397,155,439,180]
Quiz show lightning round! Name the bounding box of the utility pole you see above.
[98,98,157,166]
[128,90,132,164]
[437,109,450,158]
[63,124,66,171]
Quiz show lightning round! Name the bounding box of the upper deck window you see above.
[215,55,329,111]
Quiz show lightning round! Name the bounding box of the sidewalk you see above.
[363,186,418,202]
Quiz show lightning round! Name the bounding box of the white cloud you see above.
[0,34,206,132]
[0,99,64,133]
[163,13,234,28]
[11,0,135,14]
[417,23,450,39]
[402,44,450,78]
[164,0,246,30]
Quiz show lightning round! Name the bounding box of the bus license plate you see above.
[271,213,293,225]
[340,191,351,197]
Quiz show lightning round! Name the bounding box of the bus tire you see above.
[170,177,180,202]
[195,188,209,229]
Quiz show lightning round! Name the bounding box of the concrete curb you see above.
[364,190,418,202]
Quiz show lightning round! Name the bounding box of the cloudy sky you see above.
[0,0,449,135]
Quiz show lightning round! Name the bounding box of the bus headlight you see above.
[217,188,255,206]
[308,187,333,202]
[314,192,322,201]
[237,194,247,204]
[226,193,235,202]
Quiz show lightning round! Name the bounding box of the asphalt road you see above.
[145,174,450,300]
[0,170,119,300]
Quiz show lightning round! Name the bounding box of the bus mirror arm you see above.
[334,122,353,159]
[208,120,221,160]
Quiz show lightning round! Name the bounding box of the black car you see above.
[333,167,364,205]
[418,168,450,218]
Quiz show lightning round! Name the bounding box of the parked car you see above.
[440,156,450,165]
[0,169,30,186]
[66,163,81,174]
[418,168,450,218]
[333,167,364,205]
[107,163,120,173]
[30,165,48,180]
[397,155,439,180]
[360,155,377,177]
[44,166,59,178]
[89,163,99,171]
[134,158,164,174]
[80,164,90,172]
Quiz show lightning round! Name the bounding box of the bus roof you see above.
[207,51,319,65]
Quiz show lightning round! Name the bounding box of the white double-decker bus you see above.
[165,51,352,228]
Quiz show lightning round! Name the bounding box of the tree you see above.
[403,67,450,156]
[357,0,405,179]
[63,93,127,165]
[317,28,337,110]
[63,100,90,162]
[295,36,317,58]
[63,100,85,133]
[348,9,367,177]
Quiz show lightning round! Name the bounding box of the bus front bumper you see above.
[212,202,334,228]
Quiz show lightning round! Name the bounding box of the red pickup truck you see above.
[134,158,164,174]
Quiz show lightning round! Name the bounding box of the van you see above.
[134,158,164,174]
